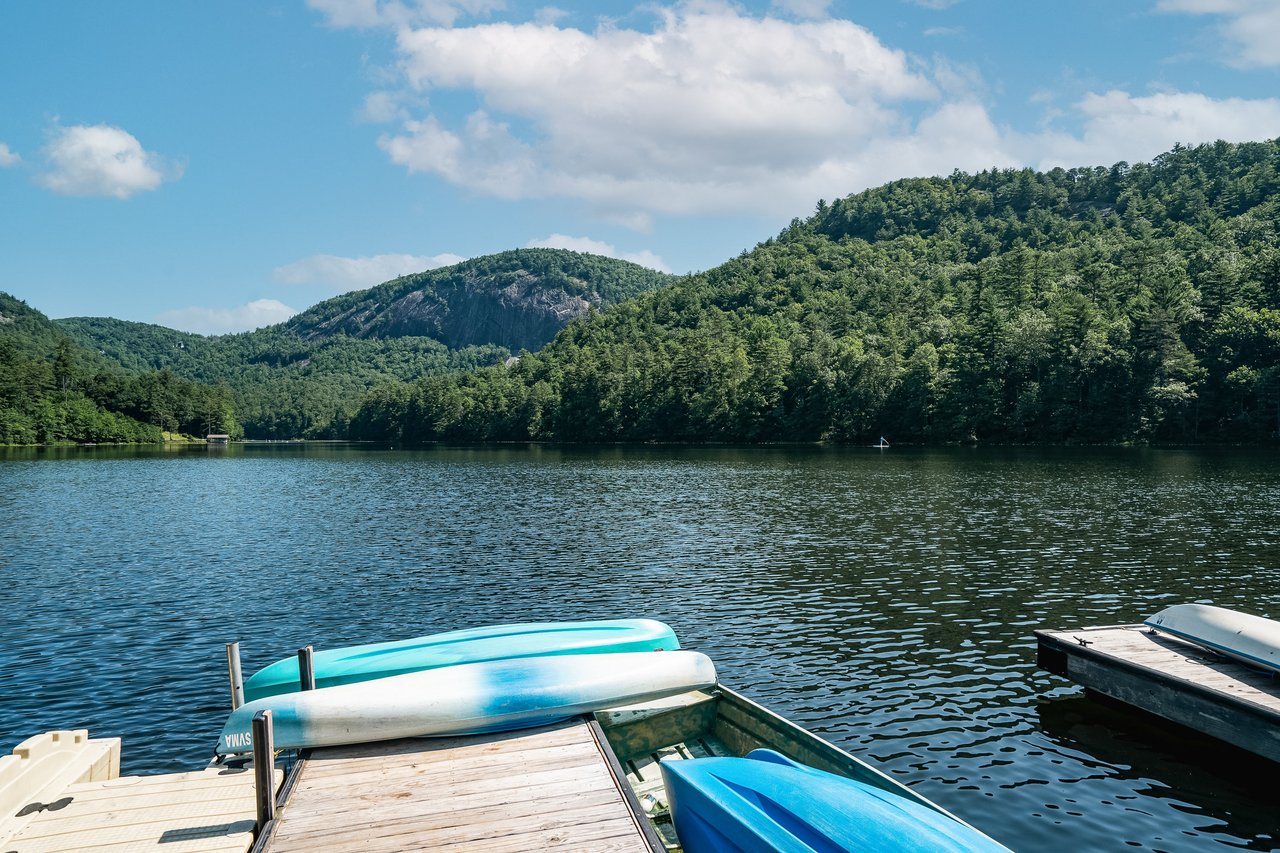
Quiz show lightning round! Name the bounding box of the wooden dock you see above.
[1036,624,1280,762]
[257,718,660,853]
[0,730,277,853]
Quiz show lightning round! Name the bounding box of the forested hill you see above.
[53,250,672,440]
[349,138,1280,445]
[0,294,237,444]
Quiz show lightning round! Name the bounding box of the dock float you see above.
[1036,624,1280,762]
[0,730,278,853]
[257,718,658,852]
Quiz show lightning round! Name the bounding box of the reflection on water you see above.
[1,444,1278,851]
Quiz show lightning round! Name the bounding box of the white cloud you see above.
[357,4,1280,225]
[770,0,831,19]
[273,252,466,291]
[156,299,298,335]
[38,124,178,199]
[1158,0,1280,67]
[360,91,405,123]
[1024,90,1280,169]
[0,143,19,167]
[533,6,568,25]
[526,234,669,272]
[308,0,504,28]
[380,5,936,221]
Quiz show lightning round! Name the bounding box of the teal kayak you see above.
[242,619,680,702]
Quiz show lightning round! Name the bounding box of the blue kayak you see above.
[242,619,679,702]
[661,749,1010,853]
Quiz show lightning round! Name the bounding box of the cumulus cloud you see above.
[0,143,19,167]
[156,299,298,336]
[308,0,503,28]
[358,3,1280,224]
[769,0,831,19]
[533,6,568,25]
[1158,0,1280,67]
[380,5,936,220]
[1024,90,1280,169]
[38,124,178,199]
[360,91,406,123]
[526,234,669,272]
[273,252,466,291]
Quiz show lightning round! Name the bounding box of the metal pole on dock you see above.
[252,709,276,832]
[226,642,245,710]
[298,645,316,691]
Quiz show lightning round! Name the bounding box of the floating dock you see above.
[1036,624,1280,762]
[0,730,277,853]
[2,720,657,853]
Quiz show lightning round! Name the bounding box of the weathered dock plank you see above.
[261,719,655,853]
[2,765,277,853]
[1037,624,1280,762]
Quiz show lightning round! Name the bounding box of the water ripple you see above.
[0,444,1277,851]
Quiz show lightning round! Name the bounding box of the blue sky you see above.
[2,0,1278,334]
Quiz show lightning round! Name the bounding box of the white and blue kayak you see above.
[661,749,1010,853]
[1145,603,1280,674]
[217,650,716,754]
[242,618,679,702]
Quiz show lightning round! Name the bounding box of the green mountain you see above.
[348,139,1280,445]
[54,249,675,439]
[0,293,234,444]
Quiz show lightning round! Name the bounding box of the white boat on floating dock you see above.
[1036,609,1280,763]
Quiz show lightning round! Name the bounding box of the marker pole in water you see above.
[252,709,276,832]
[298,645,316,691]
[226,642,245,710]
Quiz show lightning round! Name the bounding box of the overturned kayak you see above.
[1145,603,1280,674]
[661,748,1010,853]
[217,650,715,754]
[242,618,679,702]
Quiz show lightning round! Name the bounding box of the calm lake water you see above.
[1,444,1277,851]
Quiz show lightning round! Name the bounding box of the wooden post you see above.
[252,709,276,832]
[298,645,316,691]
[226,642,244,710]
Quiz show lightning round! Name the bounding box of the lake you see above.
[1,443,1277,851]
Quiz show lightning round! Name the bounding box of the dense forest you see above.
[55,316,504,440]
[8,141,1280,446]
[52,250,670,440]
[0,294,239,444]
[348,139,1280,445]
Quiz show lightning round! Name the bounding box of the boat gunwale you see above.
[594,683,995,845]
[587,717,667,853]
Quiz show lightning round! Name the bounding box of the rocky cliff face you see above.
[287,249,674,353]
[297,269,598,352]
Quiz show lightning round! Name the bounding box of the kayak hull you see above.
[660,749,1010,853]
[1144,604,1280,674]
[218,650,716,754]
[243,618,680,702]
